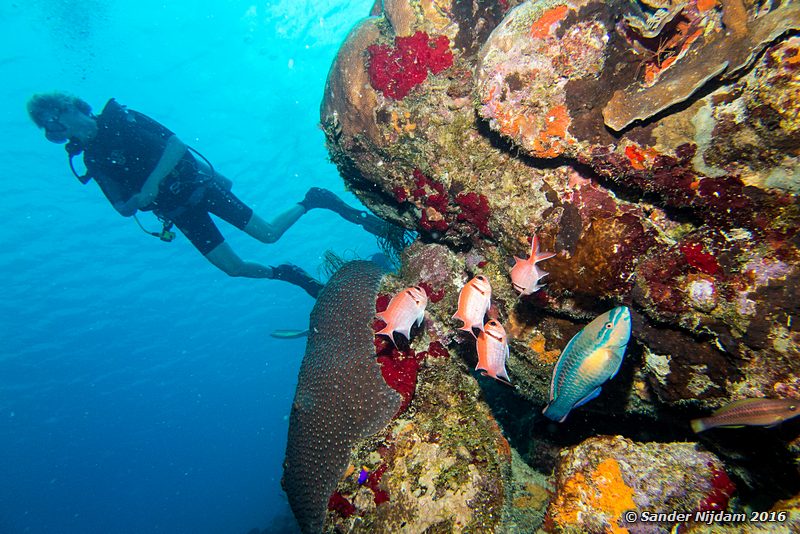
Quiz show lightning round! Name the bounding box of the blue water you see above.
[0,1,376,532]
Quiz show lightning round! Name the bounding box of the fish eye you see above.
[789,405,797,412]
[477,275,485,280]
[604,322,613,329]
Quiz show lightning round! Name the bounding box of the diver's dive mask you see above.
[44,118,69,143]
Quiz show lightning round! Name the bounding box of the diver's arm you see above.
[94,172,135,216]
[128,135,188,210]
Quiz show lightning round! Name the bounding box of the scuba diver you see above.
[27,92,387,298]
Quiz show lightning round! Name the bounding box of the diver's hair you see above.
[26,92,92,128]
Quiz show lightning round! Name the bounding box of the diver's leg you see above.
[203,178,305,244]
[270,263,324,298]
[299,187,387,236]
[170,205,274,279]
[243,205,305,244]
[204,242,273,278]
[204,244,322,297]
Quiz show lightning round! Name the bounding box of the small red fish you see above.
[691,398,800,432]
[510,234,555,296]
[376,286,428,346]
[452,275,492,336]
[476,319,511,386]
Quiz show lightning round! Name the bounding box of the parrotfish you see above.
[543,306,632,422]
[476,319,512,386]
[510,234,556,296]
[376,286,428,346]
[691,398,800,433]
[452,274,492,336]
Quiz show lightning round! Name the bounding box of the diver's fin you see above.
[270,329,310,339]
[300,187,388,236]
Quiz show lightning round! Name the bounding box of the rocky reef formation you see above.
[547,435,734,533]
[302,0,800,531]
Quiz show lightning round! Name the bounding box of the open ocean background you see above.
[0,1,376,532]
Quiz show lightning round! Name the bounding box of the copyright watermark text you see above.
[624,510,788,525]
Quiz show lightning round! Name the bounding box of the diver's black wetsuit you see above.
[84,98,252,255]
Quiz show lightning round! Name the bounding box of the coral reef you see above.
[323,247,512,532]
[367,30,453,100]
[321,0,800,409]
[308,0,800,530]
[282,261,401,534]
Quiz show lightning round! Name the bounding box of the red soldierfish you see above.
[691,398,800,432]
[476,319,512,386]
[510,234,556,296]
[376,286,428,346]
[453,275,492,336]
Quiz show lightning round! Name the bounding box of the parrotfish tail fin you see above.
[542,403,569,423]
[690,418,707,433]
[573,387,603,409]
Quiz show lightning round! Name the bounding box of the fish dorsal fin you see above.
[712,398,760,416]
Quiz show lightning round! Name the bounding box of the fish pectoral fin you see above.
[608,355,625,381]
[495,374,513,387]
[573,387,603,409]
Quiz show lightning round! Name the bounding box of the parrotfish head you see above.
[599,306,631,349]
